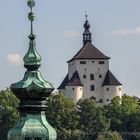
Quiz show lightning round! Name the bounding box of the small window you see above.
[90,85,95,91]
[99,99,103,103]
[107,99,109,102]
[99,74,102,78]
[90,74,94,80]
[83,75,86,79]
[80,61,86,64]
[80,88,82,91]
[73,88,74,91]
[106,88,109,91]
[92,61,95,63]
[99,61,105,64]
[119,88,121,91]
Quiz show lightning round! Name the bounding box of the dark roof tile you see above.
[68,42,110,62]
[103,70,122,86]
[58,74,69,89]
[66,71,83,86]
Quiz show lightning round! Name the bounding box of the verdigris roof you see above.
[68,42,110,62]
[66,71,83,86]
[103,70,122,86]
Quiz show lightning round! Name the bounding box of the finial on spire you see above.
[28,0,35,9]
[85,14,88,21]
[27,0,36,39]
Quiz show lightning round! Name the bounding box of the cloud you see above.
[7,53,23,65]
[64,30,81,37]
[113,26,140,36]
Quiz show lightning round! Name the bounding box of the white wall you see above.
[58,89,65,94]
[103,85,122,104]
[68,61,77,80]
[66,59,122,104]
[65,86,83,102]
[74,59,109,100]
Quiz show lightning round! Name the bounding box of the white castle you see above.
[58,17,122,104]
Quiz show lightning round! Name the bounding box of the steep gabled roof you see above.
[103,70,122,86]
[66,71,83,86]
[67,42,110,63]
[58,74,69,89]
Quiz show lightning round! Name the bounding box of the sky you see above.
[0,0,140,97]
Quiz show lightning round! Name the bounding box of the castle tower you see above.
[8,0,57,139]
[58,16,122,104]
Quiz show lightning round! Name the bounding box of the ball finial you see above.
[85,14,87,18]
[27,0,35,8]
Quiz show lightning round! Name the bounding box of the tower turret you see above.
[83,15,92,46]
[8,0,57,140]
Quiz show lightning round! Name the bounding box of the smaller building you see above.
[58,16,122,104]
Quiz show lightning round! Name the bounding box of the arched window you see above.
[90,74,94,80]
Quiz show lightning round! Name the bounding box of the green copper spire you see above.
[24,0,41,70]
[8,0,57,140]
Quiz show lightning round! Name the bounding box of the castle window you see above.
[99,61,105,64]
[80,88,82,91]
[119,88,121,91]
[107,99,109,102]
[80,61,86,64]
[73,88,74,91]
[83,75,86,79]
[90,96,96,100]
[99,74,102,78]
[90,85,95,91]
[90,74,94,80]
[99,99,103,103]
[106,88,109,91]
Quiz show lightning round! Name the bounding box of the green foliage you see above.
[105,94,140,140]
[0,88,19,140]
[46,93,80,140]
[97,131,123,140]
[1,89,140,140]
[77,99,110,140]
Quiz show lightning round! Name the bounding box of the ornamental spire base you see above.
[8,0,57,140]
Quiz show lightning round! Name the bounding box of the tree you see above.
[0,88,19,140]
[77,99,110,140]
[105,94,140,140]
[97,131,123,140]
[46,93,80,140]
